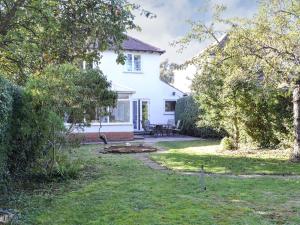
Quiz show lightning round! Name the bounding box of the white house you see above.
[75,36,185,141]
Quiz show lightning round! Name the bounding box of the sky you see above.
[128,0,259,93]
[129,0,259,64]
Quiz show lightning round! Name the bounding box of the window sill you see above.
[123,71,143,74]
[91,122,132,126]
[164,112,175,115]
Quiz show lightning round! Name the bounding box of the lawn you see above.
[151,140,300,175]
[2,144,300,224]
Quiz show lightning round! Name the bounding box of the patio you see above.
[84,135,202,145]
[133,135,202,144]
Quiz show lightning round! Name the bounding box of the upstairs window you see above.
[125,54,141,72]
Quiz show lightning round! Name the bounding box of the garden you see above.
[2,143,300,225]
[1,0,300,224]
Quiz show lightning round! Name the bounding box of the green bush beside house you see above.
[175,96,225,139]
[0,77,65,193]
[0,77,14,192]
[0,65,117,194]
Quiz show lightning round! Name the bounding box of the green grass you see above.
[2,144,300,224]
[151,140,300,175]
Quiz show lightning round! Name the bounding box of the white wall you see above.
[71,123,133,133]
[98,51,185,125]
[173,65,197,94]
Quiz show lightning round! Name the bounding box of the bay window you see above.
[94,99,131,124]
[109,100,130,123]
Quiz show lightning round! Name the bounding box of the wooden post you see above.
[293,84,300,161]
[200,165,206,191]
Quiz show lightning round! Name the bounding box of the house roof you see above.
[111,82,135,94]
[122,36,165,54]
[161,80,186,95]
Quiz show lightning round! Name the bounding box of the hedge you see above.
[175,96,225,139]
[0,77,15,192]
[0,77,50,193]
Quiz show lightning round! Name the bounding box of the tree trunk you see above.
[233,93,240,150]
[292,85,300,161]
[233,114,240,150]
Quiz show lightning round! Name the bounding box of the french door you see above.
[132,99,150,131]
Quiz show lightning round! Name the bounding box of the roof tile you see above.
[122,36,165,54]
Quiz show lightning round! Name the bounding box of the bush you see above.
[0,76,67,193]
[1,65,117,193]
[0,77,14,193]
[175,96,225,138]
[220,137,235,150]
[30,152,84,180]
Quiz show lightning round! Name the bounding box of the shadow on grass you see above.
[152,152,300,175]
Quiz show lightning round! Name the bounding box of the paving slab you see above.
[84,135,202,145]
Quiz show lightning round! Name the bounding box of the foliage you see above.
[193,64,293,148]
[23,64,117,176]
[0,0,150,85]
[160,59,177,84]
[30,151,84,180]
[220,137,235,151]
[176,0,298,149]
[26,64,117,129]
[0,76,66,191]
[0,65,117,193]
[0,76,14,193]
[175,96,225,138]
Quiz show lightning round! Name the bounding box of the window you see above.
[109,100,130,123]
[85,107,101,122]
[134,55,141,71]
[165,100,176,113]
[83,61,94,70]
[125,54,141,72]
[96,100,130,124]
[126,54,133,71]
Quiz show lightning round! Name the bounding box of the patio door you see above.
[132,99,149,131]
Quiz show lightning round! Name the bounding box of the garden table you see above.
[153,124,174,136]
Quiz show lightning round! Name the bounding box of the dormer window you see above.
[125,53,141,72]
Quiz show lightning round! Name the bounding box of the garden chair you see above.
[167,119,175,126]
[172,120,182,135]
[164,119,175,136]
[142,120,156,135]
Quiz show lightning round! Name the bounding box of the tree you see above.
[26,64,117,131]
[160,59,177,84]
[0,0,150,85]
[177,0,298,155]
[24,64,117,175]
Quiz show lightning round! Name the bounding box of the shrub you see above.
[0,76,67,193]
[1,65,117,193]
[175,96,225,138]
[220,137,235,150]
[0,77,14,193]
[30,152,84,180]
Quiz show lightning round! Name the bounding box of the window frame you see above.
[164,100,177,114]
[124,53,142,73]
[92,99,132,125]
